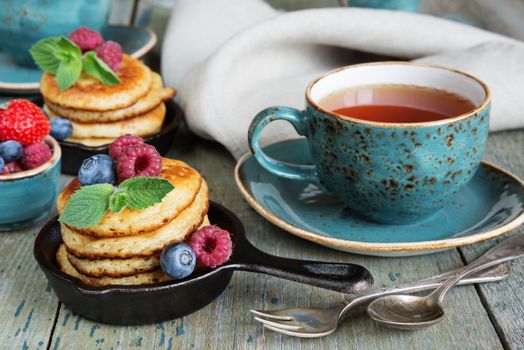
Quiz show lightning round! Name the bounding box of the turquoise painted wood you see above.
[459,131,524,348]
[2,126,523,349]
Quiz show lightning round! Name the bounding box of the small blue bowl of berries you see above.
[0,100,62,231]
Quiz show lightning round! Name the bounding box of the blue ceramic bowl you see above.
[0,0,111,66]
[0,137,61,231]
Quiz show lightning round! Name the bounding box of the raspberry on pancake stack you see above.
[55,156,210,286]
[41,56,175,147]
[34,27,176,147]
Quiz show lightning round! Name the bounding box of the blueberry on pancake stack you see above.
[55,155,210,286]
[41,54,175,147]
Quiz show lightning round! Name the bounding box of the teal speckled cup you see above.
[0,137,61,231]
[248,62,491,224]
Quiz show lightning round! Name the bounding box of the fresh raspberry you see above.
[188,225,233,268]
[95,41,123,71]
[22,142,52,169]
[116,144,162,180]
[0,100,50,146]
[69,27,104,52]
[4,161,23,173]
[109,134,144,160]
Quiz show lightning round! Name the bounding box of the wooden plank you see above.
[48,126,503,349]
[0,176,71,349]
[458,130,524,349]
[0,226,59,350]
[0,186,64,350]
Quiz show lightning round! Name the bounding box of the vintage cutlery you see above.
[251,263,510,338]
[367,234,524,330]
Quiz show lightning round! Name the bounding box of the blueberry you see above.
[0,157,4,173]
[78,154,115,186]
[160,243,196,280]
[50,118,73,140]
[0,141,23,162]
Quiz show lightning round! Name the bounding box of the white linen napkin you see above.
[161,0,524,159]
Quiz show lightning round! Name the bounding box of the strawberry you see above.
[0,100,50,145]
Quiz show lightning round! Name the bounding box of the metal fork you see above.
[251,263,510,338]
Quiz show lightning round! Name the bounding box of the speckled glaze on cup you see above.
[248,62,491,224]
[0,137,61,231]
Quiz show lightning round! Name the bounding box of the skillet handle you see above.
[223,237,373,294]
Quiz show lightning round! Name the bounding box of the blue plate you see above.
[0,25,156,94]
[235,139,524,256]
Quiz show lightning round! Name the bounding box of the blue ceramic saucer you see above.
[235,139,524,257]
[0,25,156,94]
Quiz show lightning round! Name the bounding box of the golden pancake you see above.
[66,216,210,278]
[45,102,165,139]
[56,245,171,286]
[67,252,160,277]
[62,137,114,147]
[62,180,209,259]
[41,54,152,112]
[45,73,176,123]
[57,158,203,237]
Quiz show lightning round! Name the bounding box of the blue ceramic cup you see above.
[248,62,491,224]
[347,0,419,12]
[0,137,61,231]
[0,0,110,66]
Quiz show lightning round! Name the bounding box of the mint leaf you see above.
[29,38,62,73]
[82,51,120,85]
[58,177,172,228]
[55,58,82,91]
[30,35,120,88]
[108,190,129,213]
[119,177,174,210]
[59,184,115,228]
[56,37,81,58]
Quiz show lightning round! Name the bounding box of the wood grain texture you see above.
[0,223,59,350]
[0,176,71,350]
[47,125,504,349]
[459,130,524,350]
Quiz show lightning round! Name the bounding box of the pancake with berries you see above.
[44,73,175,123]
[61,181,209,258]
[58,136,203,237]
[56,245,171,286]
[41,54,153,112]
[45,103,165,139]
[65,216,210,277]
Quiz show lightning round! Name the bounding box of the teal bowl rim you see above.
[0,136,61,182]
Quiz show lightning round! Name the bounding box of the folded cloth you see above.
[162,0,524,159]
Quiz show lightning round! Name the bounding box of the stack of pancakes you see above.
[55,158,210,286]
[41,54,175,147]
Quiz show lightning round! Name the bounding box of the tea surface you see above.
[320,84,476,123]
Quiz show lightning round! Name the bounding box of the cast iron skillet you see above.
[39,98,182,175]
[34,202,373,325]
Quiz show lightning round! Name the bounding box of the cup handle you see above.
[248,106,318,182]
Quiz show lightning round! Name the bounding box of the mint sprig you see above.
[59,184,114,228]
[82,52,120,86]
[30,36,120,91]
[59,177,174,228]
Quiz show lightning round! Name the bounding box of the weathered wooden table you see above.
[1,124,523,350]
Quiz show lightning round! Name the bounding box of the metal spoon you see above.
[367,234,524,330]
[251,263,510,338]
